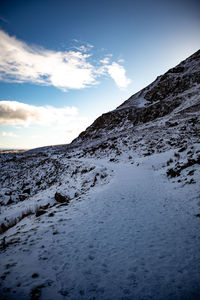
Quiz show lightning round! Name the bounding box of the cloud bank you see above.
[0,101,78,126]
[0,30,131,90]
[0,100,90,147]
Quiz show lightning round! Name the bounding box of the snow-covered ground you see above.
[0,152,111,234]
[0,152,200,300]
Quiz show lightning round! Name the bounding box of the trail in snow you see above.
[0,155,200,300]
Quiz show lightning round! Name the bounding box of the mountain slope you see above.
[72,50,200,155]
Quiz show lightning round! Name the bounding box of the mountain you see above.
[0,50,200,300]
[72,49,200,158]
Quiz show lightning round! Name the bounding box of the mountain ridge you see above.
[71,49,200,159]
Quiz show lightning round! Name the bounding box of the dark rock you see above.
[143,151,151,156]
[178,146,187,152]
[7,197,14,205]
[19,194,27,201]
[48,212,55,217]
[80,290,85,295]
[55,192,70,204]
[81,168,88,174]
[0,236,6,250]
[31,284,45,300]
[188,178,195,184]
[23,188,31,195]
[187,150,193,155]
[109,158,116,162]
[91,175,98,187]
[53,230,59,235]
[166,121,178,127]
[167,168,180,177]
[5,191,12,196]
[35,210,46,217]
[187,170,195,176]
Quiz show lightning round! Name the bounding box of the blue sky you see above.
[0,0,200,149]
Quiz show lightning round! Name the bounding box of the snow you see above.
[0,152,200,299]
[0,153,112,232]
[117,96,150,109]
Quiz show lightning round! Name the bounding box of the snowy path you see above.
[0,156,200,300]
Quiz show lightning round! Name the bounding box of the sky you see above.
[0,0,200,149]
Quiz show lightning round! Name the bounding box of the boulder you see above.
[23,188,31,195]
[35,210,46,217]
[55,192,70,204]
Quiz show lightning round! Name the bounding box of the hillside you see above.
[72,50,200,156]
[0,50,200,300]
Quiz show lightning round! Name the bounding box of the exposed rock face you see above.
[72,50,200,148]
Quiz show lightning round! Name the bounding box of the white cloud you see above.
[0,101,78,126]
[0,30,96,90]
[0,131,18,137]
[106,62,131,89]
[0,100,91,148]
[0,30,131,90]
[100,57,110,64]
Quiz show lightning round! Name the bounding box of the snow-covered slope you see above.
[0,50,200,300]
[72,49,200,151]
